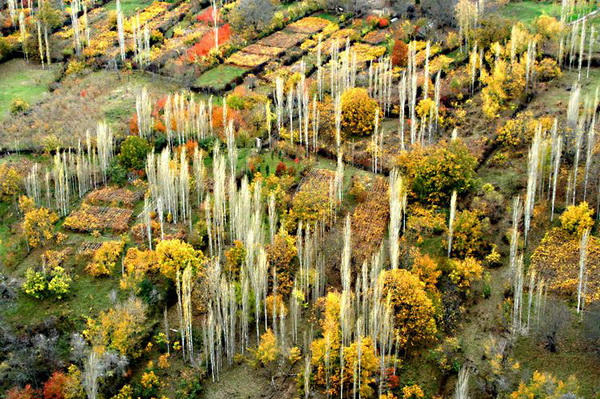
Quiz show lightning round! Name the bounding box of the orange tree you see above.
[381,269,437,351]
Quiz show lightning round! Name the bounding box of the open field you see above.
[0,60,61,122]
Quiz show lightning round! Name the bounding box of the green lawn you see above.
[194,64,249,91]
[499,1,560,22]
[0,59,60,122]
[104,0,154,17]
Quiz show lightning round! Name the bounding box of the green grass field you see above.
[499,1,599,23]
[104,0,154,17]
[499,1,560,22]
[0,59,60,122]
[194,64,249,91]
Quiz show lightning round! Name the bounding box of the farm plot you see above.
[351,177,389,263]
[85,186,143,208]
[291,168,338,225]
[193,64,249,91]
[63,204,133,233]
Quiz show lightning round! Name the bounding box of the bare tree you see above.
[420,0,457,26]
[229,0,274,34]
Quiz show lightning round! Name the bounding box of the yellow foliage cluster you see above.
[266,228,298,294]
[411,254,441,292]
[559,202,594,235]
[120,247,158,290]
[531,228,600,302]
[510,371,579,399]
[290,169,336,226]
[265,294,288,317]
[405,204,447,244]
[0,164,22,201]
[402,384,425,399]
[496,111,554,148]
[310,292,381,396]
[23,206,58,249]
[480,56,526,118]
[86,241,125,277]
[341,87,380,137]
[155,239,206,280]
[449,257,484,292]
[339,43,386,63]
[254,329,279,367]
[85,296,147,357]
[381,269,437,350]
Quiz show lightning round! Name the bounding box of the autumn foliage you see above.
[341,88,380,137]
[186,24,232,61]
[381,269,437,350]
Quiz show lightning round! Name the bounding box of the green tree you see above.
[118,136,151,171]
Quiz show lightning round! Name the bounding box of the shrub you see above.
[535,57,561,82]
[65,60,86,76]
[22,266,72,299]
[119,136,151,171]
[399,140,477,205]
[86,241,125,276]
[391,39,408,67]
[449,257,483,293]
[10,98,30,114]
[340,88,379,137]
[0,164,22,202]
[560,202,594,235]
[450,209,490,258]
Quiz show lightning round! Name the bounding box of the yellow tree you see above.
[266,228,298,295]
[342,337,380,397]
[23,206,58,250]
[341,88,380,137]
[560,202,594,235]
[86,241,125,277]
[381,269,437,351]
[410,253,441,292]
[155,239,206,279]
[253,329,280,368]
[120,247,158,290]
[0,164,22,202]
[85,296,148,357]
[449,257,484,293]
[510,371,579,399]
[310,292,342,395]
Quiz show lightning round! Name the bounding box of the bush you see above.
[86,241,125,277]
[10,98,30,114]
[450,209,490,258]
[22,266,72,299]
[400,140,477,205]
[449,257,483,293]
[118,136,151,171]
[391,39,408,67]
[560,202,594,235]
[341,88,379,137]
[0,164,22,202]
[535,57,561,82]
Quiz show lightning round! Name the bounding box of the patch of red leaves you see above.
[185,24,231,61]
[196,6,222,24]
